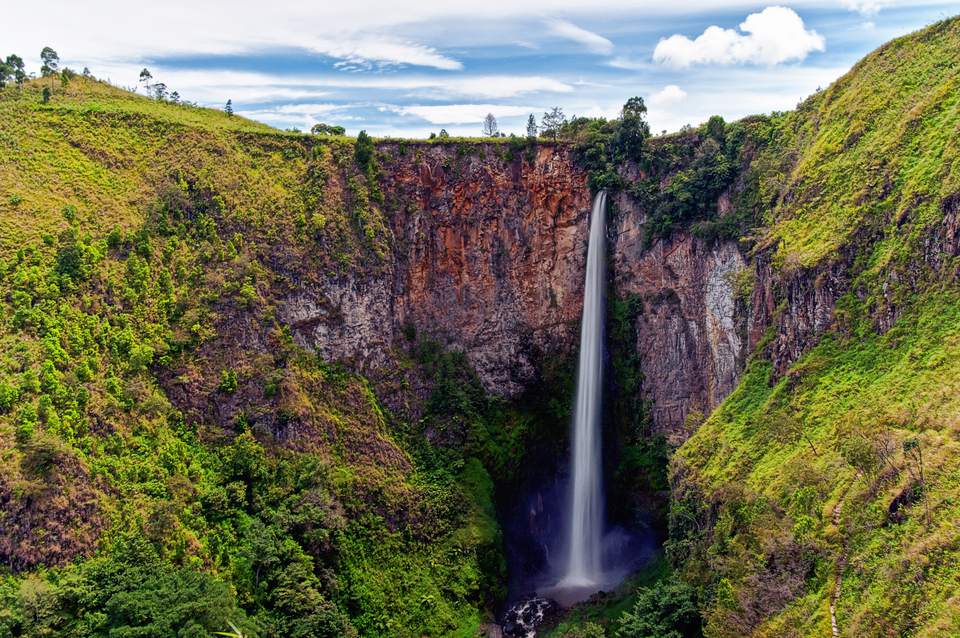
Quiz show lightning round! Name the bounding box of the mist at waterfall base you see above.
[500,192,657,616]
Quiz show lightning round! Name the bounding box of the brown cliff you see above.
[280,141,751,443]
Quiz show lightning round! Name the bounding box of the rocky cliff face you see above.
[280,141,751,443]
[611,190,748,443]
[282,142,593,401]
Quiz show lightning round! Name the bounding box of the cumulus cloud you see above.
[390,104,537,124]
[546,19,614,54]
[648,85,688,108]
[653,6,825,68]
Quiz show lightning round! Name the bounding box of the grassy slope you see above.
[673,17,960,638]
[759,18,960,270]
[0,76,506,637]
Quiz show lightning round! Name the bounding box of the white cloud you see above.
[242,103,340,117]
[546,19,614,54]
[306,35,462,70]
[648,85,687,107]
[653,6,826,68]
[607,56,650,71]
[88,63,572,106]
[440,76,573,99]
[390,104,537,124]
[840,0,891,15]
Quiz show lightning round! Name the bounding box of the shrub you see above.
[219,369,239,394]
[617,578,702,638]
[354,131,375,172]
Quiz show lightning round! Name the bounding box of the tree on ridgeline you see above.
[152,82,167,101]
[616,96,650,161]
[482,113,499,137]
[354,130,375,171]
[540,106,566,140]
[169,91,180,104]
[225,99,233,116]
[139,68,153,94]
[526,113,538,138]
[311,123,346,136]
[0,55,25,89]
[705,114,726,143]
[40,47,59,77]
[438,128,449,138]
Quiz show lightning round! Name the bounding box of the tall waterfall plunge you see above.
[562,190,607,587]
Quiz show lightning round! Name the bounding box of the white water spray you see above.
[561,190,607,587]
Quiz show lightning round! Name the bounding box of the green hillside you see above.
[1,14,959,638]
[0,75,511,637]
[669,17,960,638]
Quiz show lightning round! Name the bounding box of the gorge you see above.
[1,14,960,638]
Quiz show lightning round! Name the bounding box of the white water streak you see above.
[563,191,607,586]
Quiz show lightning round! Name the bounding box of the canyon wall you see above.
[611,193,748,442]
[281,141,750,442]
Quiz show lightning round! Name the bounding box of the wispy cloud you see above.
[305,35,462,70]
[388,103,537,124]
[607,56,651,71]
[840,0,892,16]
[546,19,614,55]
[653,7,825,68]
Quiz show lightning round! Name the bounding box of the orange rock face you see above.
[282,141,750,441]
[379,142,592,396]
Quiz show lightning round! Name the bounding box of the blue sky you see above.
[9,1,958,136]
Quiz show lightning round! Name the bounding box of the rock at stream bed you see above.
[502,596,562,638]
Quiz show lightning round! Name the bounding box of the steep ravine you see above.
[280,141,752,445]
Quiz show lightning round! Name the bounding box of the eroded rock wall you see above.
[611,191,748,442]
[281,141,752,442]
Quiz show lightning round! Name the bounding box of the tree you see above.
[169,91,180,104]
[311,123,346,136]
[482,113,498,137]
[618,578,703,638]
[354,130,375,171]
[41,86,51,103]
[152,82,167,101]
[540,107,566,140]
[138,67,153,94]
[438,128,449,138]
[0,56,22,88]
[225,99,233,116]
[526,113,538,138]
[705,115,726,143]
[40,47,59,77]
[616,96,650,161]
[7,55,26,87]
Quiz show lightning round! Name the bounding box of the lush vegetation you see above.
[661,16,960,638]
[0,73,519,638]
[3,15,960,638]
[551,15,960,638]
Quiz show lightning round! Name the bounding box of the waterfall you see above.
[561,190,607,587]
